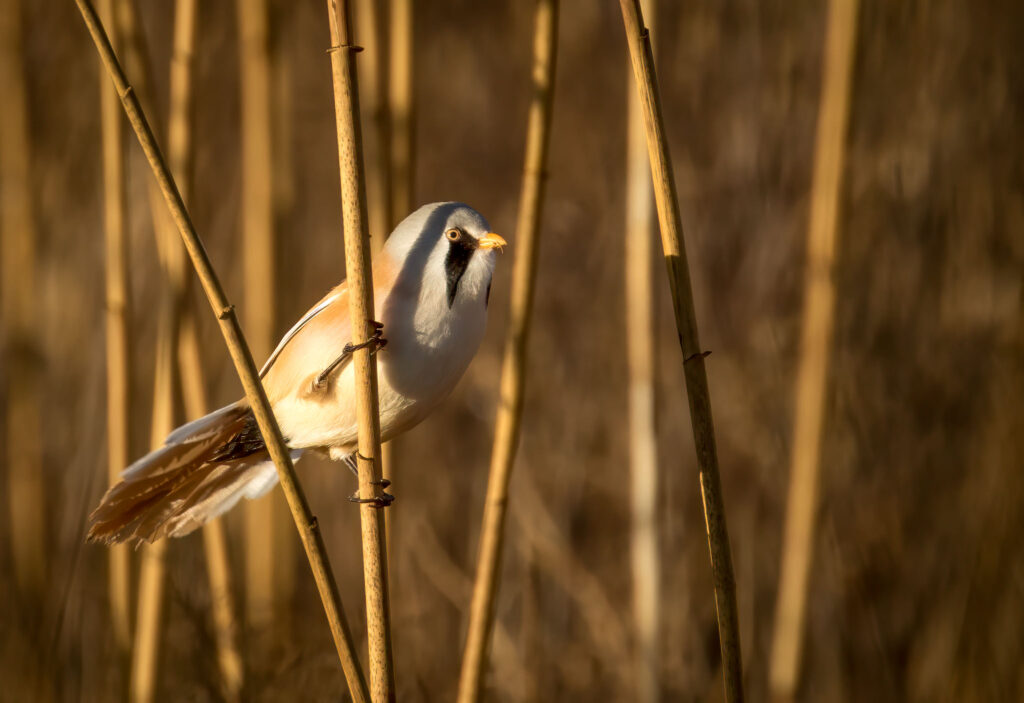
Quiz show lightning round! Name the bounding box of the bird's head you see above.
[385,202,506,309]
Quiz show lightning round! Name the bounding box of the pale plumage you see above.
[89,203,504,544]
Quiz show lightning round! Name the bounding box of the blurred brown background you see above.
[2,0,1023,701]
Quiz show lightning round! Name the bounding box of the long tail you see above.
[88,400,293,545]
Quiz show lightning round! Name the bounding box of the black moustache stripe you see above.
[444,232,478,307]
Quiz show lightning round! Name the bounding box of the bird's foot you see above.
[348,479,394,508]
[312,322,387,390]
[344,320,387,357]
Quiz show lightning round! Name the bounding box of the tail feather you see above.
[87,400,289,545]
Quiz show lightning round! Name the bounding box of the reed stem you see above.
[618,1,744,700]
[624,2,660,700]
[170,1,245,695]
[387,0,414,226]
[356,0,391,253]
[129,2,200,697]
[0,0,47,598]
[769,1,859,699]
[236,0,283,633]
[356,0,394,542]
[180,318,244,701]
[325,1,395,699]
[456,2,559,700]
[131,300,177,703]
[97,0,134,654]
[74,3,370,700]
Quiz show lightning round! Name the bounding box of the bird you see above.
[88,202,506,545]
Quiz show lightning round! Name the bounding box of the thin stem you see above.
[624,2,660,701]
[324,1,394,701]
[387,0,413,226]
[356,0,394,547]
[356,0,391,253]
[179,318,244,701]
[1,0,47,598]
[617,1,744,701]
[769,0,859,700]
[131,312,176,703]
[97,0,133,654]
[129,2,199,697]
[73,3,370,701]
[456,1,559,700]
[236,0,283,633]
[168,0,246,695]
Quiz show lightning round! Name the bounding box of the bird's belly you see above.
[274,307,484,454]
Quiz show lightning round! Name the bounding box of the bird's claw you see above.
[312,323,387,390]
[343,321,387,357]
[347,481,394,509]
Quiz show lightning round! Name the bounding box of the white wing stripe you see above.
[259,293,340,377]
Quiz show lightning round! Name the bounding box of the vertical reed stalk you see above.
[618,1,744,700]
[356,0,391,252]
[115,0,179,274]
[325,2,394,699]
[97,0,134,653]
[769,1,859,699]
[268,4,298,621]
[624,2,659,700]
[130,3,202,697]
[74,3,370,701]
[0,0,47,598]
[383,0,413,524]
[387,0,413,227]
[131,329,175,703]
[179,319,244,701]
[456,2,559,700]
[357,0,395,520]
[237,0,283,633]
[171,1,245,696]
[115,4,173,693]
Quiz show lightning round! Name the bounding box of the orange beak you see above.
[477,232,507,251]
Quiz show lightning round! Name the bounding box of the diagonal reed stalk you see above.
[769,1,859,700]
[73,3,371,701]
[624,2,660,701]
[617,1,744,700]
[236,0,287,634]
[325,2,395,700]
[1,0,47,599]
[97,0,133,655]
[456,1,559,700]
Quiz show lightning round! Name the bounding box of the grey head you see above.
[384,202,506,308]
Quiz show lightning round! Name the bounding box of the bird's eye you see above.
[445,228,461,242]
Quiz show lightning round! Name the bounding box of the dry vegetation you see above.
[1,1,1023,702]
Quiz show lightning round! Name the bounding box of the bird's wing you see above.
[259,287,343,379]
[260,252,400,405]
[260,282,352,404]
